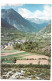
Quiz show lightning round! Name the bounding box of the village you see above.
[1,39,27,50]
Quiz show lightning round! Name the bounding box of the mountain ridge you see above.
[1,8,38,33]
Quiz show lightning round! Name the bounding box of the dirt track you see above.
[1,51,25,56]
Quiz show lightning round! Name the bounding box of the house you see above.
[4,45,8,49]
[1,45,5,49]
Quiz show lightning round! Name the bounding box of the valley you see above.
[1,7,51,80]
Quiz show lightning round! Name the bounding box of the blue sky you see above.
[2,4,51,21]
[2,4,46,12]
[19,4,45,12]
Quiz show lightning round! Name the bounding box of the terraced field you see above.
[1,49,50,65]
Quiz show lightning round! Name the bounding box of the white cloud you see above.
[34,5,51,20]
[18,8,33,18]
[18,5,51,20]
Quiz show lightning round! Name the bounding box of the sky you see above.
[2,4,44,12]
[1,4,51,20]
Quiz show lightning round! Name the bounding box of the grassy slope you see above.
[38,24,51,34]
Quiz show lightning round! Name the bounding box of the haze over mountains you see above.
[1,8,51,33]
[26,18,51,24]
[27,18,51,30]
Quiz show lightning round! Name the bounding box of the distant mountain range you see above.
[27,18,51,24]
[27,18,51,30]
[1,8,51,33]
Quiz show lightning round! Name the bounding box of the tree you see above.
[13,57,17,63]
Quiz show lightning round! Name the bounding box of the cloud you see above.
[34,5,51,20]
[18,5,51,20]
[18,8,33,18]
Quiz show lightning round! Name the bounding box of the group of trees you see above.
[14,41,51,57]
[14,41,38,52]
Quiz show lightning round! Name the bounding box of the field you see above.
[1,49,50,65]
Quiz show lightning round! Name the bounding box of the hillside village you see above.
[1,39,27,49]
[1,31,51,50]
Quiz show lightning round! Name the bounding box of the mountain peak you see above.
[7,8,14,11]
[6,8,16,13]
